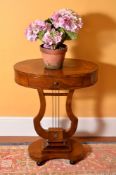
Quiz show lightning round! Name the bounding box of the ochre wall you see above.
[0,0,116,117]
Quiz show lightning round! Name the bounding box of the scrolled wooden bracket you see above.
[64,89,78,139]
[34,89,48,139]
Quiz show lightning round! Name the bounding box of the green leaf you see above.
[37,31,45,40]
[45,18,52,24]
[58,27,65,33]
[65,31,77,40]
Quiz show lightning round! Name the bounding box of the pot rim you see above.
[40,44,67,55]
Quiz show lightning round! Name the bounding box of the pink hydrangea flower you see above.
[25,8,83,49]
[51,8,83,32]
[25,28,38,41]
[43,29,63,49]
[25,20,51,41]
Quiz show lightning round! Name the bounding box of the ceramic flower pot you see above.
[40,44,67,70]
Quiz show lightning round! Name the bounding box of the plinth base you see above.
[28,138,85,165]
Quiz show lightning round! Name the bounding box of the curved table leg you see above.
[33,89,48,139]
[64,89,78,138]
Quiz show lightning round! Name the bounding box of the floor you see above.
[0,136,116,143]
[0,141,116,174]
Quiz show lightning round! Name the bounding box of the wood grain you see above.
[14,59,98,90]
[14,58,98,165]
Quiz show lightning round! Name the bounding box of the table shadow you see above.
[69,12,116,136]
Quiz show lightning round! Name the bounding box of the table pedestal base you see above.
[28,138,84,165]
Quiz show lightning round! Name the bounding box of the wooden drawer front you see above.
[28,76,75,89]
[28,74,96,90]
[29,77,54,89]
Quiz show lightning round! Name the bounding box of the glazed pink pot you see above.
[40,44,67,69]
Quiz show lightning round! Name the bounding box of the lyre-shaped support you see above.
[34,89,78,140]
[30,88,83,165]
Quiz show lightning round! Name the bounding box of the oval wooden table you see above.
[14,58,98,165]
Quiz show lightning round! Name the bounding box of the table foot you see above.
[36,160,46,166]
[70,160,77,165]
[28,137,85,165]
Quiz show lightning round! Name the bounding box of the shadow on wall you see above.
[71,13,116,136]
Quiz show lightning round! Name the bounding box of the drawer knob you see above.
[53,81,59,86]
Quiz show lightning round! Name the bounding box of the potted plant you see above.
[25,8,83,69]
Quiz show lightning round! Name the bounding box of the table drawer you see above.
[28,74,96,90]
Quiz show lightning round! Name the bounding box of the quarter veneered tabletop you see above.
[14,59,98,90]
